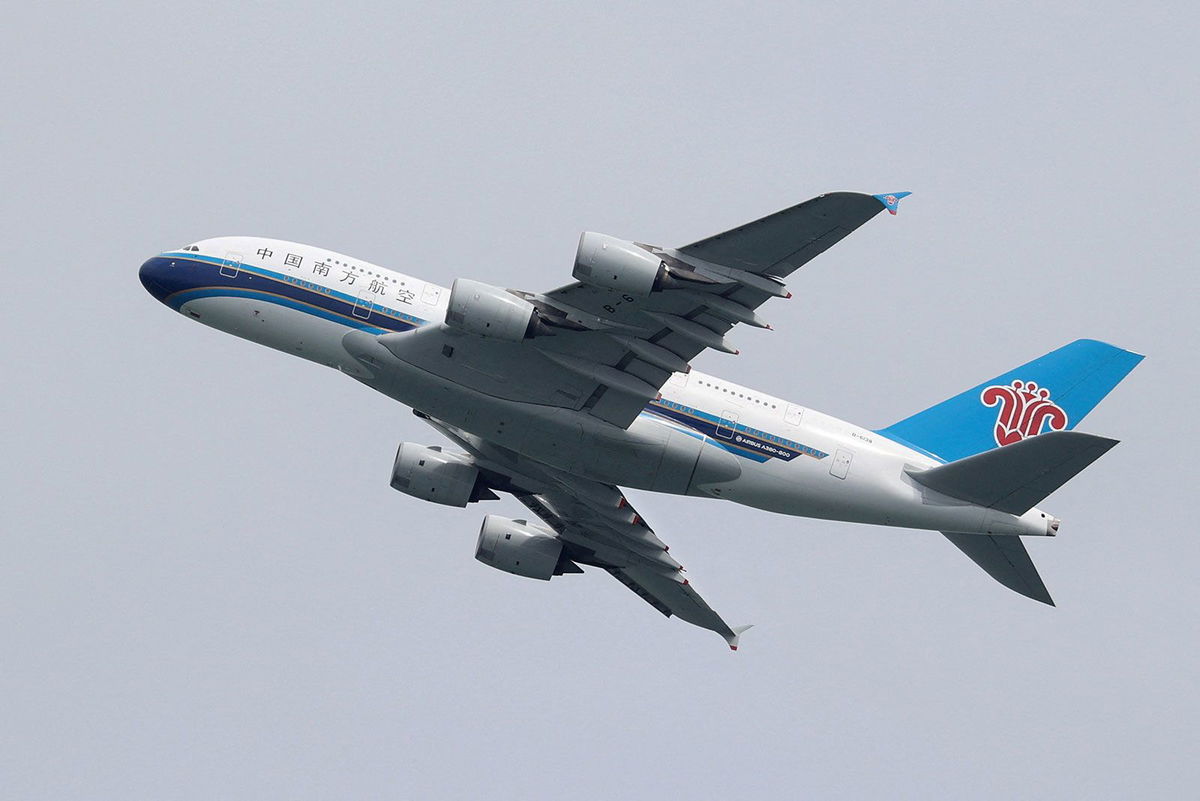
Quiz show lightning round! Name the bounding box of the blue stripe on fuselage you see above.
[643,399,827,463]
[145,252,825,464]
[169,286,398,334]
[143,252,428,333]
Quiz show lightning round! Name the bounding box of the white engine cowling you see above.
[573,232,667,296]
[390,443,481,507]
[445,278,538,342]
[474,515,563,580]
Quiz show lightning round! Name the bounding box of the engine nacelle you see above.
[445,278,538,342]
[573,232,667,296]
[390,443,482,507]
[474,515,563,580]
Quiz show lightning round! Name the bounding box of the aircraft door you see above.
[830,449,853,479]
[352,290,374,320]
[784,404,804,426]
[219,251,242,279]
[716,410,739,439]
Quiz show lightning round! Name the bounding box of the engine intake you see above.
[445,278,539,342]
[475,515,565,580]
[390,443,487,507]
[572,232,667,296]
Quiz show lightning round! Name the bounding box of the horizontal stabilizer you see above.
[943,532,1054,605]
[908,430,1118,515]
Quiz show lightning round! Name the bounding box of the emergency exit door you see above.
[830,449,853,479]
[716,410,739,439]
[352,290,374,320]
[219,251,242,279]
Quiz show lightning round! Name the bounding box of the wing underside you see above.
[377,192,897,430]
[357,192,907,645]
[419,414,749,648]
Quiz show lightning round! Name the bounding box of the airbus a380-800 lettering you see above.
[139,192,1142,649]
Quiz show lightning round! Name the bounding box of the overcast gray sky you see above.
[2,2,1197,798]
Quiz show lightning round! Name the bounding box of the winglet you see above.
[725,624,755,651]
[873,191,912,215]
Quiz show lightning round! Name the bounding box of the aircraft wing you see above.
[420,414,751,649]
[373,191,906,430]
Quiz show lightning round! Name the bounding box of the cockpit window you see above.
[182,244,201,252]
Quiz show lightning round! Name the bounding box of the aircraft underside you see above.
[141,191,1142,647]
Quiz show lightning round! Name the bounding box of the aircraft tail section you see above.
[878,339,1143,463]
[914,431,1119,605]
[942,532,1054,605]
[907,430,1118,515]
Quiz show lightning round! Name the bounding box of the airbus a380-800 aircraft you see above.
[140,192,1142,649]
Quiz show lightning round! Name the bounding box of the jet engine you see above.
[445,278,540,342]
[572,232,669,296]
[474,515,566,580]
[390,443,490,507]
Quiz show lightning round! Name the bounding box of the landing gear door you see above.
[716,410,739,439]
[220,251,242,279]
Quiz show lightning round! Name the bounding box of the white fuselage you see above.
[140,236,1055,539]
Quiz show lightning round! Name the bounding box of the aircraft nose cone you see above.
[139,255,173,304]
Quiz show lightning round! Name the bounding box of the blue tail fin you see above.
[877,339,1143,463]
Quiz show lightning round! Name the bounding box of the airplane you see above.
[139,191,1143,649]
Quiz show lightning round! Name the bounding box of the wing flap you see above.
[608,567,674,617]
[608,566,743,647]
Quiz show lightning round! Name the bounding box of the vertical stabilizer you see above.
[878,339,1143,462]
